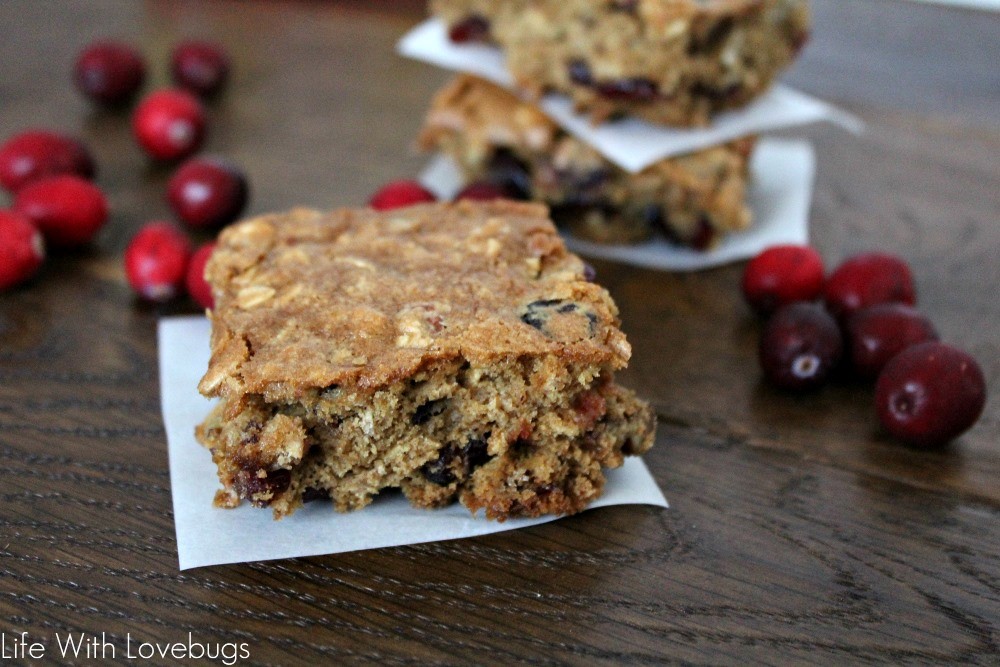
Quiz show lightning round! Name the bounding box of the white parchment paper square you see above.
[398,18,861,173]
[161,318,668,570]
[420,137,815,272]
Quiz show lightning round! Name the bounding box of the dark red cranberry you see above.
[171,40,230,97]
[847,304,939,379]
[186,242,216,310]
[421,447,458,486]
[74,40,146,106]
[759,302,843,391]
[448,15,491,43]
[595,77,660,102]
[368,180,437,211]
[824,252,916,323]
[742,244,825,315]
[688,218,716,251]
[124,222,192,302]
[13,175,108,247]
[0,131,95,193]
[0,210,45,290]
[132,89,207,161]
[168,156,248,228]
[875,342,986,448]
[454,181,509,202]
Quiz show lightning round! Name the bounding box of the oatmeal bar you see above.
[419,75,754,248]
[431,0,810,127]
[195,201,655,520]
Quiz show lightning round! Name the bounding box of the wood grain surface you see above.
[0,0,997,664]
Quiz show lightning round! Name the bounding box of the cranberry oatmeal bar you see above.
[195,201,655,520]
[431,0,810,127]
[419,75,755,248]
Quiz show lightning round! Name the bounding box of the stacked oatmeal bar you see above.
[417,0,811,249]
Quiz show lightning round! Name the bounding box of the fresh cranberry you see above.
[0,210,45,290]
[742,245,825,315]
[13,175,108,247]
[0,130,95,193]
[454,181,509,202]
[824,252,916,322]
[167,156,248,228]
[448,15,491,43]
[368,180,437,211]
[132,89,206,161]
[759,302,843,391]
[875,342,986,448]
[73,40,146,106]
[186,242,216,309]
[171,41,230,97]
[124,222,192,302]
[847,304,939,379]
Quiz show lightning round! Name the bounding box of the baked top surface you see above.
[198,202,631,399]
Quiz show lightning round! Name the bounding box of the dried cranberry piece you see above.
[463,437,491,471]
[448,15,491,43]
[688,218,716,251]
[421,448,457,486]
[238,468,291,506]
[595,77,659,102]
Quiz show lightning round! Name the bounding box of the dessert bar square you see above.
[196,202,655,519]
[419,75,755,248]
[430,0,810,127]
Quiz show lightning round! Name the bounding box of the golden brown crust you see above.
[198,202,630,402]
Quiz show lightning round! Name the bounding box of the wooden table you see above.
[1,0,997,663]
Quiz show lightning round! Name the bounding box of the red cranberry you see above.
[13,175,108,247]
[167,156,248,228]
[171,41,230,97]
[824,252,916,322]
[448,15,491,43]
[847,304,939,379]
[132,89,206,161]
[875,342,986,448]
[742,244,825,315]
[186,242,216,309]
[74,40,146,106]
[0,210,45,290]
[124,222,192,302]
[454,181,509,202]
[759,302,843,391]
[369,180,437,211]
[0,130,95,193]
